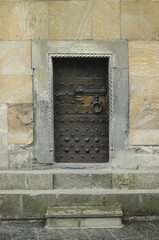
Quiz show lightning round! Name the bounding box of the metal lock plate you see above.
[54,57,109,163]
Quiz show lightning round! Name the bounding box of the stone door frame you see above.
[32,40,129,167]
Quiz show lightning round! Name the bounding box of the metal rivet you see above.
[95,138,99,142]
[75,148,80,153]
[60,133,63,136]
[70,119,74,122]
[65,148,69,153]
[81,119,84,122]
[90,83,93,86]
[71,133,74,137]
[91,119,94,122]
[71,155,74,158]
[91,144,94,147]
[85,149,90,153]
[71,144,74,147]
[76,128,79,131]
[91,133,94,137]
[60,143,63,146]
[66,92,69,95]
[100,119,103,122]
[81,144,84,147]
[65,73,68,76]
[85,138,90,142]
[76,73,78,76]
[65,128,68,131]
[61,82,64,85]
[70,82,73,85]
[62,119,64,122]
[82,133,84,136]
[60,155,63,158]
[95,148,99,153]
[102,144,104,147]
[75,138,79,142]
[66,110,69,113]
[81,101,84,105]
[96,128,98,131]
[100,83,103,86]
[61,101,64,104]
[71,101,74,104]
[86,73,88,76]
[85,128,88,131]
[81,155,84,158]
[85,110,88,113]
[65,137,69,142]
[101,156,104,158]
[75,110,79,113]
[81,83,83,86]
[101,133,104,136]
[92,155,94,158]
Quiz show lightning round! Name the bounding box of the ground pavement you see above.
[0,219,159,240]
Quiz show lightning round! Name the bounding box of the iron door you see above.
[54,57,109,163]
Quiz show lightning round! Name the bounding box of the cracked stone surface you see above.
[0,219,158,240]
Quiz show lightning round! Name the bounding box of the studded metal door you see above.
[54,57,109,163]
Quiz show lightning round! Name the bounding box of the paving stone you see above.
[85,228,116,240]
[37,229,63,240]
[11,228,37,240]
[109,226,141,239]
[59,229,90,240]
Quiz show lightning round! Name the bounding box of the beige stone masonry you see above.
[92,0,120,39]
[8,104,33,144]
[129,41,159,77]
[0,2,48,40]
[0,41,31,75]
[0,104,8,169]
[129,42,159,145]
[121,1,159,40]
[48,0,92,40]
[0,76,32,104]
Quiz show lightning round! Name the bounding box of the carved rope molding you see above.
[48,53,114,160]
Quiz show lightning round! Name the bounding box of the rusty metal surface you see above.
[54,57,109,163]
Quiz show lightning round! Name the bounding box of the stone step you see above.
[0,189,159,219]
[46,206,123,229]
[0,170,159,190]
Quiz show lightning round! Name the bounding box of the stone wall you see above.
[0,0,159,169]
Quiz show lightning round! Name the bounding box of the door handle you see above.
[75,88,106,95]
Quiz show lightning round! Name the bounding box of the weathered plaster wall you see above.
[0,0,159,169]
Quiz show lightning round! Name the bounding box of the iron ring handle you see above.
[92,101,103,113]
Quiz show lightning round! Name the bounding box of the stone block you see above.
[28,2,48,40]
[54,173,112,189]
[135,173,159,189]
[0,2,28,40]
[0,194,22,218]
[130,129,159,145]
[107,193,143,216]
[0,41,31,75]
[92,0,120,39]
[48,0,91,40]
[130,76,159,104]
[129,41,159,77]
[0,76,32,104]
[0,2,48,40]
[112,173,135,189]
[22,193,57,218]
[0,104,8,169]
[57,194,103,207]
[121,1,159,40]
[26,174,53,190]
[142,193,159,216]
[0,174,25,190]
[8,104,33,144]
